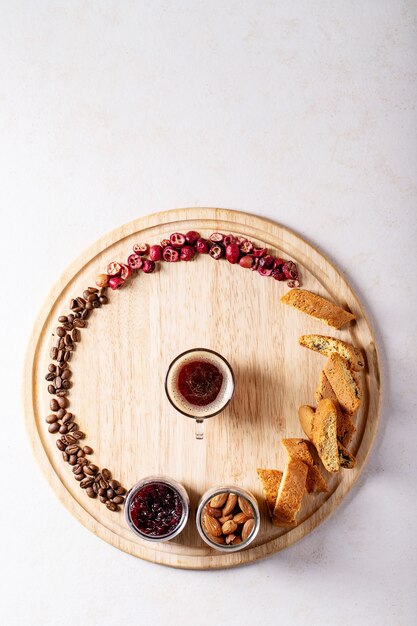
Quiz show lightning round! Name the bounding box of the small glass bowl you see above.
[124,475,190,542]
[196,486,260,552]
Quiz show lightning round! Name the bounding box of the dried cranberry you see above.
[271,267,286,281]
[258,266,272,277]
[162,246,180,262]
[209,243,225,259]
[236,236,246,245]
[273,257,287,269]
[223,234,236,246]
[160,238,171,248]
[185,230,200,245]
[239,254,255,269]
[195,238,210,254]
[239,240,254,254]
[127,254,143,270]
[287,279,300,288]
[120,264,132,280]
[133,243,149,256]
[180,246,196,261]
[170,232,186,247]
[282,261,298,280]
[129,482,183,537]
[107,262,122,276]
[108,276,125,290]
[209,232,224,243]
[225,242,240,264]
[149,245,163,262]
[259,255,274,269]
[142,259,156,273]
[250,258,260,271]
[252,247,267,258]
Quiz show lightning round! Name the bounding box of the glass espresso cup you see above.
[165,348,235,440]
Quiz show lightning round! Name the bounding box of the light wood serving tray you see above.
[24,208,381,569]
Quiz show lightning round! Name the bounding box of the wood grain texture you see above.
[23,208,381,569]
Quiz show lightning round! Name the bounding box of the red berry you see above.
[250,258,260,271]
[223,234,236,246]
[259,255,274,269]
[209,232,224,243]
[160,238,171,248]
[95,274,110,288]
[253,247,267,258]
[170,232,186,247]
[185,230,200,245]
[108,276,125,290]
[162,246,180,262]
[282,261,298,281]
[258,266,273,277]
[149,245,163,261]
[287,279,300,288]
[225,242,240,264]
[120,264,132,280]
[209,243,225,259]
[195,238,210,254]
[239,240,254,254]
[180,246,196,261]
[273,257,286,269]
[107,262,122,276]
[239,255,255,269]
[142,259,156,273]
[236,236,246,245]
[133,243,149,256]
[271,267,286,281]
[127,254,143,270]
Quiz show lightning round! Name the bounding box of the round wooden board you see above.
[24,208,381,569]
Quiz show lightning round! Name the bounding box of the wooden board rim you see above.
[23,207,381,569]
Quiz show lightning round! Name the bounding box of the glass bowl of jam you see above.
[196,486,260,552]
[125,476,189,542]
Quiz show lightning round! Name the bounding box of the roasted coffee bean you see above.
[109,480,120,490]
[56,326,66,338]
[64,334,72,347]
[99,479,108,490]
[92,300,100,309]
[71,328,80,342]
[46,414,58,424]
[98,488,106,497]
[74,473,85,482]
[62,452,69,462]
[84,466,96,476]
[102,468,111,481]
[88,287,98,294]
[98,287,107,296]
[56,390,68,397]
[106,488,115,499]
[77,296,86,306]
[106,501,118,512]
[45,372,55,381]
[82,290,90,299]
[80,476,94,489]
[72,306,83,313]
[87,293,98,302]
[92,483,99,494]
[85,301,93,310]
[57,349,64,362]
[83,446,93,455]
[59,425,68,434]
[99,496,108,503]
[48,363,56,373]
[77,449,85,458]
[62,323,73,331]
[61,369,72,380]
[57,396,67,409]
[67,314,75,323]
[54,376,62,389]
[82,307,91,318]
[56,366,62,376]
[73,319,86,329]
[64,434,76,445]
[67,422,77,432]
[56,439,66,451]
[112,496,124,505]
[72,431,84,440]
[70,299,77,310]
[77,457,88,466]
[99,296,108,304]
[94,472,102,481]
[88,464,99,473]
[68,454,77,466]
[58,315,68,323]
[50,399,59,411]
[86,487,96,498]
[63,351,71,362]
[62,412,73,424]
[59,337,66,350]
[50,347,58,360]
[115,486,126,496]
[73,465,85,475]
[47,384,56,394]
[66,444,80,455]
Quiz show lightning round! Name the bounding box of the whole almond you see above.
[210,493,228,508]
[202,510,222,537]
[206,505,222,518]
[225,534,236,545]
[238,496,254,518]
[232,536,242,545]
[219,514,233,524]
[233,512,249,524]
[222,520,238,535]
[207,534,226,545]
[241,518,255,541]
[222,493,238,516]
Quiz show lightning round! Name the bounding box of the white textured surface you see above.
[1,2,416,625]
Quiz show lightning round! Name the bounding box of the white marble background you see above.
[1,1,416,625]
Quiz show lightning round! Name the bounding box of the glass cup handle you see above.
[195,418,204,440]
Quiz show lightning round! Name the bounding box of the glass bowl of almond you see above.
[196,486,260,552]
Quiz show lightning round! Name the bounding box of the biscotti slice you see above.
[299,334,364,370]
[298,400,340,473]
[272,459,308,527]
[281,438,314,466]
[324,353,361,415]
[281,289,355,329]
[338,443,356,469]
[306,465,329,493]
[315,371,356,446]
[257,469,283,518]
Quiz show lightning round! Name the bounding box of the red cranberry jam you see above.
[129,482,183,537]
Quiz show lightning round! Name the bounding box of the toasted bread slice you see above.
[281,438,314,466]
[324,353,361,415]
[315,371,356,446]
[306,465,329,493]
[281,289,355,329]
[299,334,364,371]
[257,469,283,518]
[338,443,356,469]
[298,400,340,472]
[272,459,308,526]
